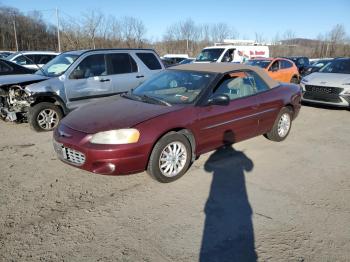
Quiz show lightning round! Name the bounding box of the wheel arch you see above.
[31,92,69,115]
[285,103,295,118]
[290,74,300,83]
[148,127,197,165]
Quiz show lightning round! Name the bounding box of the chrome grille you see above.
[65,147,86,166]
[53,140,85,166]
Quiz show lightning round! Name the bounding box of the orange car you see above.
[247,58,300,83]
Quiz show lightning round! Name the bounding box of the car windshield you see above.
[319,59,350,74]
[129,70,215,105]
[196,48,225,62]
[35,53,79,77]
[246,60,271,68]
[5,52,19,60]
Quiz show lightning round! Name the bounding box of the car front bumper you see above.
[53,125,150,175]
[301,92,350,107]
[300,84,350,108]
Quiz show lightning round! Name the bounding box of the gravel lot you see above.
[0,105,349,262]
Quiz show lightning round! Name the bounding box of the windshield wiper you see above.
[120,92,142,101]
[141,94,171,106]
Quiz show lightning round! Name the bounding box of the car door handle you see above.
[136,75,144,78]
[99,78,110,82]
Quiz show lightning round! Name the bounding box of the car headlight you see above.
[90,129,140,144]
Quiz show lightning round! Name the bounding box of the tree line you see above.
[1,5,349,58]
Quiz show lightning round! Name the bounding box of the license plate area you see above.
[53,141,67,160]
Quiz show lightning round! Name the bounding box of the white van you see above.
[195,44,269,64]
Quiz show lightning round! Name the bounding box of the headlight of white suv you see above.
[90,129,140,144]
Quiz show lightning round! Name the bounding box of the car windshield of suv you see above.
[5,52,19,61]
[246,60,271,68]
[319,59,350,74]
[35,53,79,77]
[196,48,225,62]
[127,70,215,105]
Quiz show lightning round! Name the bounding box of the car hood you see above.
[0,73,48,87]
[303,72,350,86]
[62,96,185,134]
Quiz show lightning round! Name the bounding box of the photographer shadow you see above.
[200,131,257,262]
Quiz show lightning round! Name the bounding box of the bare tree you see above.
[83,10,103,49]
[254,32,265,44]
[328,24,346,56]
[120,16,146,48]
[211,23,230,42]
[283,30,296,45]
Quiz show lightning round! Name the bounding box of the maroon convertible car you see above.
[53,63,301,182]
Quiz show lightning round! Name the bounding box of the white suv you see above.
[6,51,59,70]
[300,58,350,108]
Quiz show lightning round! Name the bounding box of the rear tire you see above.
[264,107,292,142]
[28,102,63,132]
[147,132,192,183]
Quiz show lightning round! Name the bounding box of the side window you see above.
[70,54,106,79]
[107,53,138,75]
[0,61,12,73]
[248,71,270,92]
[213,71,257,100]
[222,49,234,62]
[13,55,30,65]
[136,53,162,70]
[269,60,279,71]
[298,58,305,66]
[281,60,293,69]
[37,55,54,64]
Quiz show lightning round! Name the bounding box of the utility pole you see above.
[13,19,19,51]
[56,8,61,52]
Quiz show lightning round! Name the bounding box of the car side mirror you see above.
[70,69,85,79]
[207,94,230,106]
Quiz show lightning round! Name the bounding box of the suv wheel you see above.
[28,102,63,132]
[264,107,292,142]
[147,132,192,183]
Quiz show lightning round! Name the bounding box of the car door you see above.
[105,53,141,93]
[268,60,283,82]
[249,71,283,135]
[278,60,290,82]
[194,71,260,154]
[65,53,113,109]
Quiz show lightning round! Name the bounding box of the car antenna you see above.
[18,51,46,76]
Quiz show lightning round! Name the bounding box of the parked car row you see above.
[0,46,348,182]
[0,49,164,131]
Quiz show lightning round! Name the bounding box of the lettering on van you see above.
[250,50,266,56]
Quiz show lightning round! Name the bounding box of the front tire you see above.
[264,107,292,142]
[28,102,63,132]
[147,132,192,183]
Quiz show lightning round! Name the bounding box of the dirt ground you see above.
[0,105,349,262]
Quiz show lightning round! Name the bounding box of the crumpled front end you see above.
[0,85,34,122]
